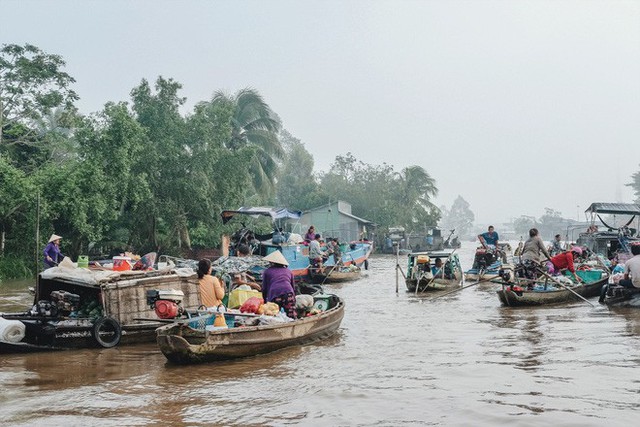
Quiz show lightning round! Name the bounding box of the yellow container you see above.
[227,289,263,309]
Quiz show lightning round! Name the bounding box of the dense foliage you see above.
[0,43,440,278]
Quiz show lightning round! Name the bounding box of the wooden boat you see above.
[405,250,463,292]
[309,266,362,284]
[0,265,203,353]
[156,295,345,364]
[496,270,608,306]
[221,207,374,278]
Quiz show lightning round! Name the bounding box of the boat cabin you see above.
[576,202,640,261]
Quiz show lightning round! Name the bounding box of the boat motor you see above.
[49,290,81,315]
[146,289,185,319]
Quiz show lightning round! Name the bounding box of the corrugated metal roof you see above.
[585,203,640,215]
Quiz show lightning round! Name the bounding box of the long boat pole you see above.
[395,242,399,294]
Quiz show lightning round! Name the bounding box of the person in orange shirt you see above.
[197,259,225,308]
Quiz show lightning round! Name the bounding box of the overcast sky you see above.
[2,0,639,225]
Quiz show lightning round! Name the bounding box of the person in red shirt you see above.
[549,246,583,283]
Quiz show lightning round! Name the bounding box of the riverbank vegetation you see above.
[0,43,440,278]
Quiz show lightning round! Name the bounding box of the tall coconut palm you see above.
[395,165,439,229]
[211,88,283,195]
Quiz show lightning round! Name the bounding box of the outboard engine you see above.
[50,290,81,315]
[146,289,185,319]
[473,248,495,270]
[499,266,515,283]
[30,300,58,317]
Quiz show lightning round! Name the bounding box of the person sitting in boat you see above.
[272,227,286,245]
[432,257,444,278]
[548,247,583,283]
[308,233,327,273]
[232,244,261,291]
[304,226,317,242]
[520,228,552,279]
[618,243,640,289]
[197,259,226,308]
[478,226,499,251]
[261,251,297,319]
[43,234,65,269]
[600,243,640,302]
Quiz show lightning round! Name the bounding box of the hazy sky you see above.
[2,0,639,225]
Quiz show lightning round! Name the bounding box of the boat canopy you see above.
[221,207,303,224]
[584,203,640,216]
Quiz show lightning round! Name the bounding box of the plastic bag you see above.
[240,296,264,313]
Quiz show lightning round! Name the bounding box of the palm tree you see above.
[211,88,283,195]
[395,165,439,228]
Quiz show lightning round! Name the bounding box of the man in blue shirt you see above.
[478,226,499,249]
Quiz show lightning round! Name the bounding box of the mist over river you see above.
[1,242,639,426]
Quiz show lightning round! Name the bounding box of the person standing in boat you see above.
[328,238,343,267]
[43,234,65,269]
[261,251,297,319]
[197,259,225,308]
[478,226,499,250]
[520,228,552,279]
[549,234,564,256]
[549,247,583,283]
[308,233,326,273]
[304,226,316,242]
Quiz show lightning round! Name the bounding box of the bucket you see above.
[113,256,132,271]
[77,255,89,269]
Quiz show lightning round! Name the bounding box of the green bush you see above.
[0,256,34,281]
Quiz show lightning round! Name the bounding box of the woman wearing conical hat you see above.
[43,234,65,269]
[261,250,296,319]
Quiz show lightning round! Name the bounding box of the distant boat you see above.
[405,249,463,292]
[221,207,373,278]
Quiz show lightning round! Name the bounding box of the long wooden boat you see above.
[496,275,608,306]
[156,296,345,364]
[405,250,463,292]
[0,265,202,353]
[221,207,374,279]
[309,267,362,284]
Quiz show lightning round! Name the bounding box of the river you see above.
[1,242,639,426]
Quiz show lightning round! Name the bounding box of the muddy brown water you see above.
[1,243,639,426]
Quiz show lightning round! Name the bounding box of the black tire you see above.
[364,259,369,270]
[92,317,121,348]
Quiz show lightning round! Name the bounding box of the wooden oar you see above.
[535,268,595,307]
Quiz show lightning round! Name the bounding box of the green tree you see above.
[0,43,78,148]
[0,155,34,255]
[393,165,439,230]
[210,88,283,197]
[275,129,321,210]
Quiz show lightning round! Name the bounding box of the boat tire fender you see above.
[92,317,122,348]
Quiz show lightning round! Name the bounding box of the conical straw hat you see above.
[263,250,289,266]
[48,234,63,243]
